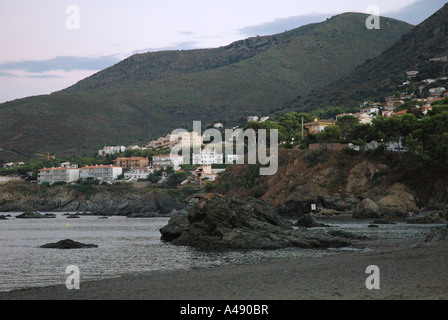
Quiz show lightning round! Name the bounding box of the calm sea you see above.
[0,212,439,292]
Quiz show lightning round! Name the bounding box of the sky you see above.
[0,0,446,103]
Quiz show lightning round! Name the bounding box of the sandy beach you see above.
[1,236,447,300]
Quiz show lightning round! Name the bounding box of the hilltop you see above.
[0,13,412,160]
[281,3,448,113]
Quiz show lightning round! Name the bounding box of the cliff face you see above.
[0,184,184,215]
[1,149,447,218]
[214,149,448,217]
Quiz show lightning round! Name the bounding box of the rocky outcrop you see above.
[294,214,329,228]
[346,161,390,196]
[160,195,357,250]
[0,184,185,217]
[160,216,190,242]
[425,225,448,242]
[353,199,381,219]
[40,239,98,249]
[407,210,447,224]
[16,212,56,219]
[377,183,419,218]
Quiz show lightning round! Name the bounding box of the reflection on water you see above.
[0,212,441,292]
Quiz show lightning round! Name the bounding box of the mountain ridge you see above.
[0,12,413,160]
[280,3,448,112]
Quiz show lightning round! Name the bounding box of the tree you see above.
[371,116,403,158]
[317,125,342,150]
[336,115,359,141]
[351,123,374,153]
[166,171,188,188]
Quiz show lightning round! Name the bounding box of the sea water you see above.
[0,212,440,292]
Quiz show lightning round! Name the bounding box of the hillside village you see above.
[1,65,448,190]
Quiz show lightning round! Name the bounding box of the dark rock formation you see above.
[372,219,396,225]
[16,212,56,219]
[425,225,448,242]
[327,229,369,240]
[353,199,381,219]
[40,239,98,249]
[160,195,357,250]
[0,215,8,220]
[407,210,447,224]
[160,216,190,242]
[294,214,329,228]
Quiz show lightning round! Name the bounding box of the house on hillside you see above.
[429,87,446,95]
[192,165,216,187]
[405,70,419,79]
[247,116,259,122]
[98,146,126,156]
[303,119,336,135]
[147,132,203,150]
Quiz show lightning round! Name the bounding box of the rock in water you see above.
[16,212,56,219]
[40,239,98,249]
[294,214,329,228]
[160,195,354,250]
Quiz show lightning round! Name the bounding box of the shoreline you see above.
[1,237,447,300]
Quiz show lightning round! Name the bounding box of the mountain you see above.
[0,13,412,160]
[281,3,448,113]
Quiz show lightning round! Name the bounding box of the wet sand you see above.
[1,237,447,300]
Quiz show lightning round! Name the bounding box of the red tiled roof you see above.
[394,110,408,115]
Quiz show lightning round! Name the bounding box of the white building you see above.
[247,116,259,122]
[0,176,22,184]
[98,146,126,156]
[124,168,155,181]
[423,79,436,85]
[226,154,242,164]
[192,148,223,165]
[152,154,184,169]
[79,165,122,183]
[60,162,78,168]
[429,87,446,94]
[259,116,270,122]
[357,113,373,124]
[3,162,25,168]
[213,123,224,128]
[405,70,419,78]
[38,168,80,185]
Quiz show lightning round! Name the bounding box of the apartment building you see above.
[38,167,80,185]
[152,154,184,169]
[112,157,150,169]
[79,165,122,183]
[192,148,223,165]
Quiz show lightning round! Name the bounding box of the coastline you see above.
[1,237,447,300]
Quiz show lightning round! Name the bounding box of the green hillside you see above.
[281,3,448,113]
[0,13,412,160]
